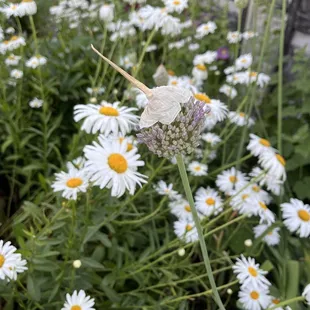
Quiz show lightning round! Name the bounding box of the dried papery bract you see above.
[91,45,191,128]
[153,64,169,86]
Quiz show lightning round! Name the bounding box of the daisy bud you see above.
[91,45,192,128]
[99,4,114,23]
[244,239,253,247]
[234,0,248,9]
[178,248,186,257]
[227,288,233,295]
[89,97,97,103]
[73,260,82,269]
[153,64,169,87]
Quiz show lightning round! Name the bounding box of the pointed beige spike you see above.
[91,44,153,97]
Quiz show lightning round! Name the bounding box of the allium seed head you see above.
[137,97,209,158]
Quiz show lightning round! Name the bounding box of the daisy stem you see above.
[277,0,286,154]
[29,16,39,54]
[176,154,226,310]
[267,296,304,310]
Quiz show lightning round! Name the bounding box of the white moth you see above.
[91,45,191,128]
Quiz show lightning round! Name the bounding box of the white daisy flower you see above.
[188,161,208,176]
[83,138,147,198]
[250,167,284,196]
[216,167,248,195]
[163,0,188,13]
[26,55,47,69]
[281,198,310,238]
[174,219,198,243]
[73,101,139,136]
[253,224,280,246]
[192,64,208,81]
[224,66,235,75]
[5,54,21,66]
[18,0,37,17]
[52,167,89,200]
[119,55,134,69]
[0,240,27,281]
[10,69,23,79]
[235,53,253,70]
[67,157,86,170]
[5,27,16,34]
[195,21,217,39]
[228,111,255,127]
[195,186,223,217]
[233,255,271,289]
[248,183,271,204]
[238,286,271,310]
[302,284,310,305]
[219,84,237,99]
[247,134,275,157]
[169,199,197,221]
[227,31,242,43]
[253,200,276,225]
[226,71,248,85]
[1,3,21,18]
[154,180,181,200]
[86,87,105,96]
[189,43,200,51]
[29,97,43,108]
[256,73,270,88]
[201,132,221,146]
[7,35,26,51]
[243,31,258,40]
[61,290,95,310]
[99,4,114,22]
[193,51,217,65]
[230,189,257,216]
[259,152,286,181]
[134,89,148,109]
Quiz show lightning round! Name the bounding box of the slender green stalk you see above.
[267,296,304,310]
[277,0,286,153]
[176,154,226,310]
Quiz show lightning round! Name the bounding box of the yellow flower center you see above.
[196,64,207,71]
[167,69,175,76]
[185,224,192,231]
[66,178,83,188]
[185,205,191,212]
[229,176,237,183]
[250,71,258,77]
[250,291,259,300]
[252,185,260,192]
[171,80,178,85]
[259,138,270,147]
[4,41,9,45]
[118,138,134,152]
[22,0,34,2]
[194,93,211,104]
[10,36,18,41]
[241,59,247,63]
[239,112,245,117]
[108,153,128,173]
[12,5,17,9]
[8,55,15,60]
[242,194,249,200]
[0,255,5,268]
[194,166,201,171]
[204,25,209,30]
[248,266,258,277]
[71,306,82,310]
[276,154,286,166]
[272,299,280,305]
[298,210,310,222]
[173,0,181,4]
[205,198,215,206]
[259,201,267,210]
[99,106,119,116]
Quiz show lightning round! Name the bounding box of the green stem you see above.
[277,0,286,153]
[267,296,304,310]
[176,154,226,310]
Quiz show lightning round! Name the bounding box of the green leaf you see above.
[27,274,41,301]
[81,257,105,270]
[100,283,121,303]
[285,260,299,308]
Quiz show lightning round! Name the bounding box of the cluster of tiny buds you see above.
[137,97,209,158]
